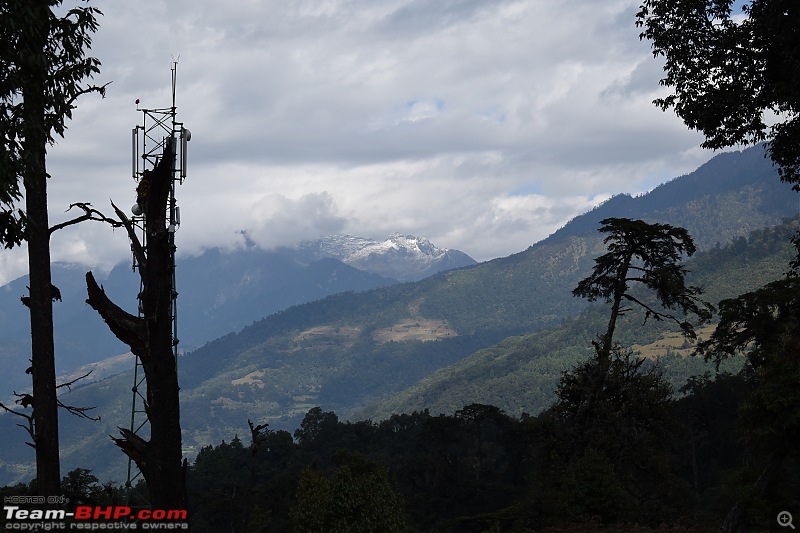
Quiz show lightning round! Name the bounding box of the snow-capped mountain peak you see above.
[296,233,476,281]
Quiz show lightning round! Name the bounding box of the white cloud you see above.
[0,0,721,283]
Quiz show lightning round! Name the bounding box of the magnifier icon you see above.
[779,511,795,529]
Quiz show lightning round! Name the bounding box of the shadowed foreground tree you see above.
[567,218,712,419]
[555,218,711,521]
[290,452,406,533]
[697,267,800,531]
[0,0,106,496]
[85,141,187,512]
[553,347,677,522]
[637,4,800,528]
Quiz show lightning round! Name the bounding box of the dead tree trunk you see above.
[85,141,187,511]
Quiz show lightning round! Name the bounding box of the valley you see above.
[0,144,798,488]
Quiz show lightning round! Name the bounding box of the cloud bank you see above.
[1,0,716,284]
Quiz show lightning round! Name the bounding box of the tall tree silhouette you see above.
[556,218,711,516]
[0,0,106,496]
[573,217,712,369]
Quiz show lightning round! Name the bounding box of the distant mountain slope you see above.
[1,145,796,485]
[546,145,797,249]
[0,249,394,394]
[172,248,395,347]
[0,231,473,394]
[359,220,799,421]
[169,146,796,427]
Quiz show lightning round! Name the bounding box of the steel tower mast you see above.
[125,61,190,504]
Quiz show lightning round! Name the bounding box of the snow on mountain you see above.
[297,234,376,259]
[296,233,477,281]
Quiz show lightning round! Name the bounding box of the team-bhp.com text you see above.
[4,506,188,530]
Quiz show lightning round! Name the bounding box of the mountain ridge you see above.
[359,219,799,421]
[541,145,795,249]
[0,232,472,395]
[0,144,797,485]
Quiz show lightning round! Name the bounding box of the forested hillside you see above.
[0,250,396,394]
[548,145,796,249]
[1,161,799,531]
[360,220,798,420]
[0,146,796,488]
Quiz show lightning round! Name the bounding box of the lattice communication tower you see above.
[125,62,190,503]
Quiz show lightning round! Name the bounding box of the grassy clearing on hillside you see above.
[632,324,717,359]
[371,318,458,343]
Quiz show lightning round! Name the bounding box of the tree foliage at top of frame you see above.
[0,0,104,248]
[636,0,800,186]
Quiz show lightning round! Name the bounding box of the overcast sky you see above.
[1,0,729,284]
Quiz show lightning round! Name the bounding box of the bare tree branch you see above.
[56,370,94,392]
[1,369,102,447]
[55,370,101,421]
[0,395,36,448]
[622,293,697,338]
[621,293,679,323]
[57,400,100,421]
[49,202,123,234]
[110,201,146,275]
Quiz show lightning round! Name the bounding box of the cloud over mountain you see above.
[2,0,716,284]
